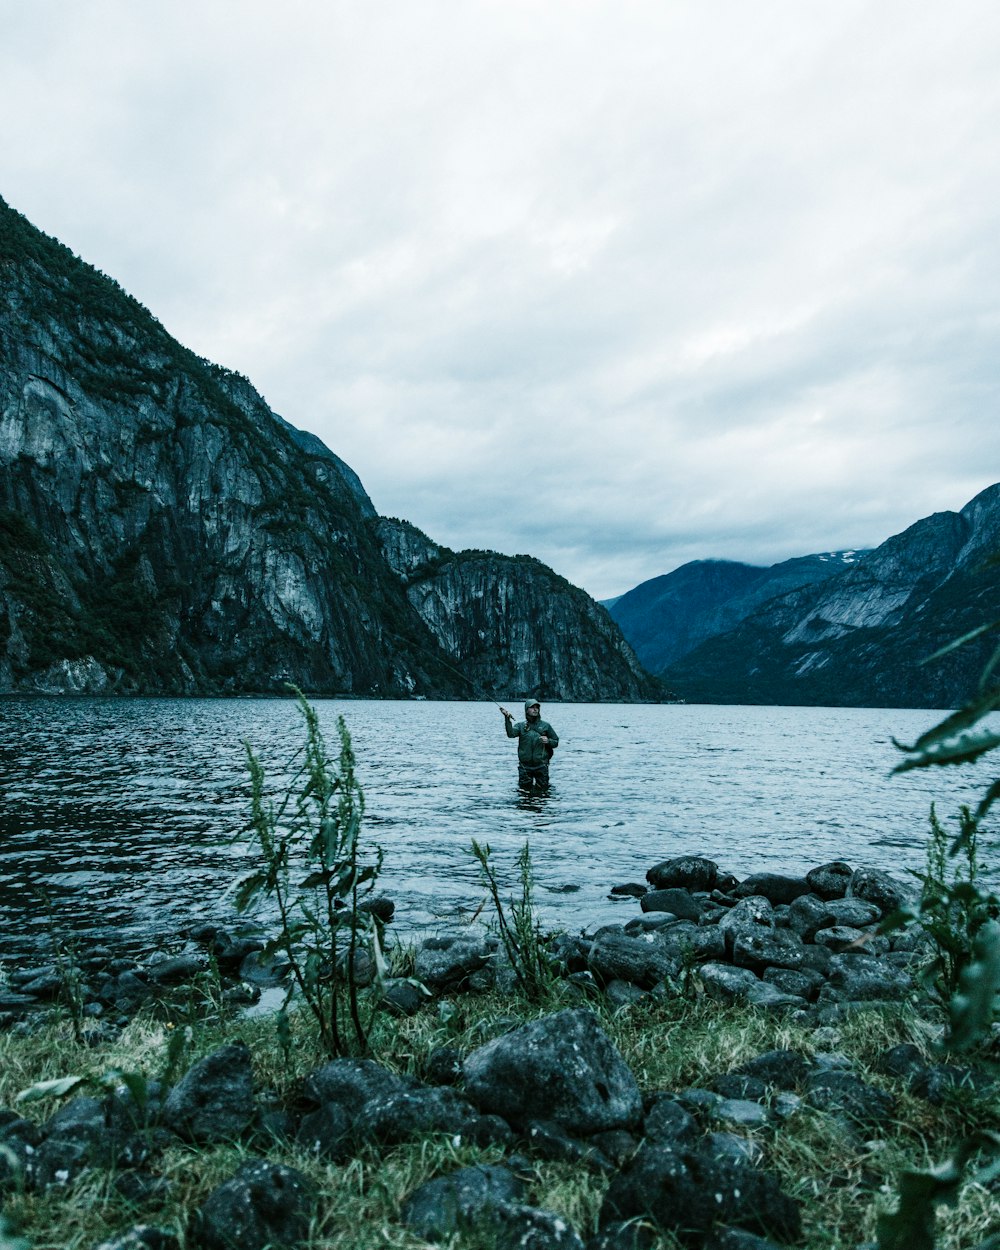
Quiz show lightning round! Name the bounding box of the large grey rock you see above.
[804,1071,896,1126]
[588,930,681,989]
[361,1086,479,1145]
[821,898,881,929]
[463,1008,642,1134]
[193,1159,315,1250]
[733,874,811,905]
[730,928,807,973]
[785,893,832,940]
[735,1050,811,1090]
[296,1102,352,1162]
[848,867,910,917]
[697,963,761,1003]
[717,897,774,954]
[640,889,703,920]
[301,1057,408,1112]
[401,1164,584,1248]
[162,1042,256,1144]
[600,1142,801,1243]
[825,956,914,1002]
[805,862,853,900]
[413,936,491,989]
[646,857,718,891]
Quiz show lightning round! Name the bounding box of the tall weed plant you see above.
[471,839,553,1002]
[236,692,383,1057]
[878,604,1000,1250]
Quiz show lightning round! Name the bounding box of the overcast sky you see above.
[3,1,999,599]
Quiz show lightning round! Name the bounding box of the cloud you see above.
[2,0,1000,598]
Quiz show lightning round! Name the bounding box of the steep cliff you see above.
[608,553,863,674]
[0,196,655,700]
[660,485,1000,707]
[375,519,661,701]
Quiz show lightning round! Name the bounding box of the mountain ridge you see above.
[0,195,659,702]
[652,487,1000,707]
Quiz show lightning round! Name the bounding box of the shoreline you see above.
[2,849,997,1249]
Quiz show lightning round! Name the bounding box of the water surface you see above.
[0,698,993,962]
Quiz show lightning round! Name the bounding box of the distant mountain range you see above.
[0,196,658,701]
[608,488,1000,707]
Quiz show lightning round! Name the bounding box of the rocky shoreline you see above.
[1,852,998,1250]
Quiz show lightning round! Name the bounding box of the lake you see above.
[0,697,994,964]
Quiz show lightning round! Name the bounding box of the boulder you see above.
[401,1164,584,1248]
[192,1159,315,1250]
[301,1057,408,1112]
[162,1042,256,1144]
[732,874,811,905]
[805,862,853,900]
[697,964,761,1003]
[821,898,881,929]
[361,1086,479,1145]
[730,929,807,974]
[848,867,910,917]
[804,1071,895,1126]
[588,930,681,989]
[825,956,914,1002]
[717,897,774,955]
[296,1102,352,1162]
[735,1050,812,1091]
[600,1142,801,1243]
[646,857,718,892]
[463,1008,643,1134]
[413,936,491,989]
[640,889,703,920]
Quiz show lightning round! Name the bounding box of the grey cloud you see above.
[2,1,999,599]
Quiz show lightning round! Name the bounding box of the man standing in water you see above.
[500,700,559,790]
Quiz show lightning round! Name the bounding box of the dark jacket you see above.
[505,702,559,767]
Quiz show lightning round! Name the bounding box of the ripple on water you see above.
[0,697,994,960]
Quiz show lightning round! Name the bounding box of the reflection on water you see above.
[0,697,993,961]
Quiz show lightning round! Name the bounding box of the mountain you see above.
[659,486,1000,707]
[377,519,652,700]
[0,196,659,701]
[608,552,864,673]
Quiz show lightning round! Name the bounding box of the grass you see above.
[1,982,997,1249]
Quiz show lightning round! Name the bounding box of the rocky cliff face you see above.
[609,553,864,674]
[0,197,656,701]
[660,485,1000,707]
[376,519,660,701]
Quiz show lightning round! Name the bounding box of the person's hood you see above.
[524,700,541,715]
